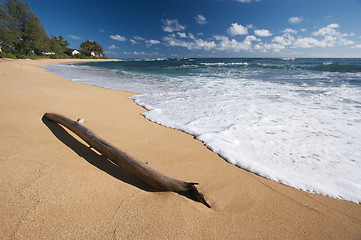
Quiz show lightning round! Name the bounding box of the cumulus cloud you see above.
[255,43,285,52]
[177,32,187,38]
[195,14,207,25]
[133,36,145,41]
[272,34,295,46]
[161,19,186,32]
[68,34,82,40]
[228,23,248,36]
[309,23,354,47]
[176,32,195,39]
[146,39,160,46]
[215,35,259,51]
[292,35,353,49]
[163,35,216,50]
[123,51,145,55]
[288,17,303,24]
[130,36,161,46]
[147,39,160,44]
[312,23,340,36]
[283,28,298,34]
[252,23,353,52]
[130,39,139,44]
[292,37,320,48]
[159,21,354,54]
[108,45,119,49]
[110,35,127,41]
[254,29,272,37]
[194,39,217,50]
[234,0,261,3]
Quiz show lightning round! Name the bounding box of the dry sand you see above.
[0,58,360,239]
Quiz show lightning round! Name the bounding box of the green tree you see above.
[0,0,49,55]
[49,35,69,54]
[80,40,103,53]
[18,11,48,55]
[0,0,26,53]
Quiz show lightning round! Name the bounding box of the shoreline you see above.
[1,58,360,239]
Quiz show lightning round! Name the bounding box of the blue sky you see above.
[27,0,361,58]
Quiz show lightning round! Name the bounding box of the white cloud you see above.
[147,39,160,44]
[177,32,187,38]
[215,35,259,52]
[293,37,321,48]
[123,51,144,55]
[163,35,216,50]
[195,14,207,25]
[272,34,295,46]
[313,23,340,36]
[161,19,186,32]
[254,29,272,37]
[99,29,105,33]
[228,23,248,36]
[133,36,145,41]
[130,36,160,46]
[146,39,160,46]
[163,36,189,48]
[255,43,285,52]
[177,32,195,39]
[234,0,261,3]
[108,45,119,49]
[130,39,139,44]
[283,28,298,34]
[68,34,82,40]
[123,51,159,56]
[336,37,354,46]
[194,39,217,50]
[292,35,354,49]
[110,35,127,41]
[159,21,355,55]
[309,23,354,47]
[288,17,303,24]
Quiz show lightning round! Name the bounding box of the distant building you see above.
[42,52,55,55]
[80,50,103,58]
[64,49,80,56]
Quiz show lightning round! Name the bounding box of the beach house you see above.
[64,49,80,56]
[80,50,103,58]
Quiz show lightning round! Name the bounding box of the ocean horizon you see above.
[47,57,361,203]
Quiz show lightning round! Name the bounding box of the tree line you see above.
[0,0,105,58]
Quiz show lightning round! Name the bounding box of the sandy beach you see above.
[0,58,360,239]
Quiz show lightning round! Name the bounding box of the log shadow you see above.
[42,116,155,192]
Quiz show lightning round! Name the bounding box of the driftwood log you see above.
[44,113,210,208]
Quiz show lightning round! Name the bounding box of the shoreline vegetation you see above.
[0,0,107,60]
